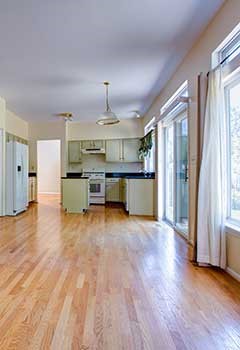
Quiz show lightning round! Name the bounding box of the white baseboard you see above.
[226,267,240,282]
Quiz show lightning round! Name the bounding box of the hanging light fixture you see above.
[96,81,120,125]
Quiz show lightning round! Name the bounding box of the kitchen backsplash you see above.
[68,154,143,173]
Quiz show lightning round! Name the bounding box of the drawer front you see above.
[106,178,121,183]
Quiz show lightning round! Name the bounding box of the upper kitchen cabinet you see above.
[122,138,141,162]
[106,138,142,163]
[81,140,105,149]
[105,139,122,162]
[68,141,82,163]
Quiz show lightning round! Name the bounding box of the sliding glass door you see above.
[165,125,174,223]
[164,113,189,236]
[175,116,188,234]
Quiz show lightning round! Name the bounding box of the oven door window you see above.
[90,183,101,193]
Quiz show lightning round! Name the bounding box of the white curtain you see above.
[197,67,227,269]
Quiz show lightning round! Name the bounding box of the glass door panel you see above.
[175,117,188,234]
[163,113,189,237]
[165,125,174,223]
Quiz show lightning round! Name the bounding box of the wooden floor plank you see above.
[0,194,239,349]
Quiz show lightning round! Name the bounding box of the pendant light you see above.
[96,81,120,125]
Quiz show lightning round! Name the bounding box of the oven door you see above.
[89,179,105,197]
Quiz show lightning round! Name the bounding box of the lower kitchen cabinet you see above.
[126,179,154,216]
[62,178,89,213]
[28,176,37,203]
[106,177,154,215]
[106,178,121,202]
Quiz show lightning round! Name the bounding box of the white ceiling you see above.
[0,0,224,122]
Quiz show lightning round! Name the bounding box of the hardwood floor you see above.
[0,194,240,349]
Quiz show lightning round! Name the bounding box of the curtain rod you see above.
[141,129,153,140]
[207,43,240,76]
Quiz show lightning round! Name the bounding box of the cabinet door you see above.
[92,140,105,149]
[128,179,154,215]
[122,139,141,162]
[68,141,81,163]
[81,140,92,149]
[106,181,120,202]
[32,177,37,201]
[105,140,122,162]
[120,179,125,203]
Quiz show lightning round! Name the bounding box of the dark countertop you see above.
[29,172,37,177]
[61,176,89,179]
[65,172,155,179]
[124,176,155,179]
[66,172,83,178]
[106,172,155,179]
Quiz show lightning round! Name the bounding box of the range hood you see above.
[81,148,105,154]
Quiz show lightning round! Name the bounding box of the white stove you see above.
[82,169,105,204]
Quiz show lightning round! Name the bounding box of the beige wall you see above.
[6,110,28,140]
[28,121,67,177]
[67,118,143,140]
[227,233,240,276]
[68,154,142,173]
[143,0,240,277]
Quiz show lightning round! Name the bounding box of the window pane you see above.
[229,81,240,221]
[221,32,240,63]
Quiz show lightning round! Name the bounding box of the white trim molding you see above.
[226,267,240,282]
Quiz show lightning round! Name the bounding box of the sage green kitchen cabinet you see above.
[128,179,154,215]
[106,178,121,202]
[105,139,122,162]
[28,176,37,203]
[92,140,105,148]
[122,138,141,162]
[81,140,105,149]
[62,178,89,213]
[105,138,142,163]
[68,141,82,163]
[80,140,92,149]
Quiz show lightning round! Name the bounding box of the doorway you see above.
[164,112,189,237]
[37,140,61,195]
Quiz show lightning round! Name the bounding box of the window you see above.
[144,117,155,172]
[221,32,240,64]
[160,81,188,115]
[217,25,240,225]
[225,73,240,223]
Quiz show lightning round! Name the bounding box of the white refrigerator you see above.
[6,141,28,216]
